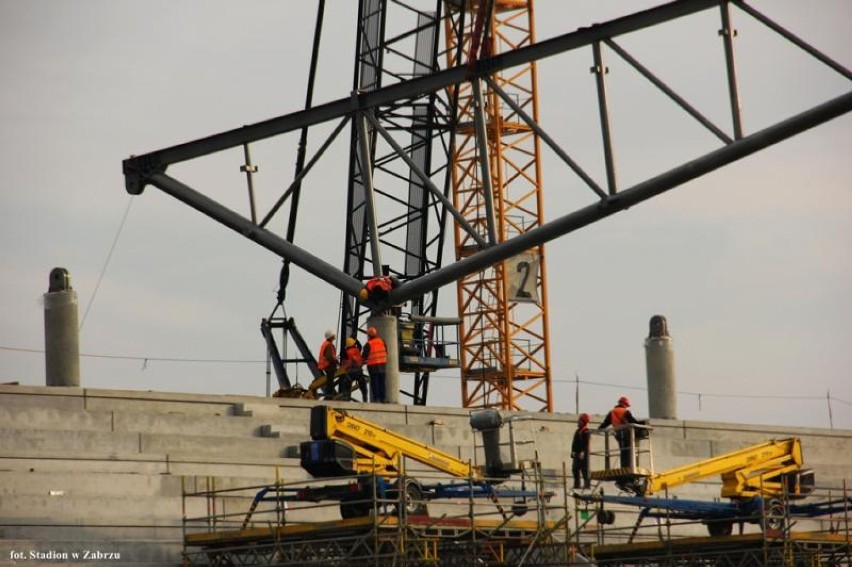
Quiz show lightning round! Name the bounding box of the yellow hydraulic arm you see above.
[308,405,482,481]
[645,438,807,499]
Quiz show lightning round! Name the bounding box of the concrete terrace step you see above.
[113,411,308,439]
[1,491,260,526]
[166,456,303,478]
[0,451,304,479]
[1,493,197,524]
[0,384,299,417]
[0,428,140,456]
[0,401,311,442]
[0,428,305,460]
[0,471,184,498]
[0,404,112,433]
[140,431,302,459]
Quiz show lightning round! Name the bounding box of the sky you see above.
[1,1,850,431]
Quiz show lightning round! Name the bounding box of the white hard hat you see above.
[325,329,336,339]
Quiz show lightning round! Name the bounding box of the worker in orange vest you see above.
[317,330,339,398]
[340,337,366,402]
[359,275,394,303]
[571,413,592,490]
[361,327,388,403]
[598,396,641,469]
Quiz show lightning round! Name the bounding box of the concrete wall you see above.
[0,384,850,565]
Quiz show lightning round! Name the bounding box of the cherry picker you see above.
[244,405,545,522]
[579,426,849,537]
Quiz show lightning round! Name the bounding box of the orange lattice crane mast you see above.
[445,0,553,412]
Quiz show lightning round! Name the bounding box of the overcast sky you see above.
[1,1,849,430]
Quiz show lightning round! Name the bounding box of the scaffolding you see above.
[573,492,852,566]
[181,464,850,566]
[180,466,577,566]
[573,430,852,566]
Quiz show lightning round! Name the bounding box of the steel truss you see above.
[122,0,851,407]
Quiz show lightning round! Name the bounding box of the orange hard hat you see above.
[618,396,630,407]
[367,327,378,338]
[578,413,590,424]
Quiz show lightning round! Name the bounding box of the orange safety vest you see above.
[343,345,363,370]
[317,340,337,371]
[366,276,393,294]
[365,337,387,366]
[609,406,629,427]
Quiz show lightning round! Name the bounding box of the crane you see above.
[445,1,553,412]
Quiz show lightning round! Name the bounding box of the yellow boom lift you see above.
[583,427,828,536]
[593,434,813,500]
[296,405,537,519]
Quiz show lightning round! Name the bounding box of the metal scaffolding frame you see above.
[180,466,851,566]
[180,465,576,566]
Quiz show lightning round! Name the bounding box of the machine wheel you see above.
[763,499,786,532]
[392,479,428,516]
[511,501,529,517]
[340,498,371,519]
[597,510,616,525]
[706,519,734,537]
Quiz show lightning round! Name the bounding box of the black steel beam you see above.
[123,0,722,194]
[390,90,852,305]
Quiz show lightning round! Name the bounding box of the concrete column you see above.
[644,314,676,419]
[44,267,80,387]
[367,314,399,404]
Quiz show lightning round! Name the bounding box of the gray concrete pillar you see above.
[367,314,399,404]
[44,267,80,387]
[644,314,676,419]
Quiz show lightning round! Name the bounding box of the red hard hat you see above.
[618,396,630,407]
[367,327,378,338]
[578,413,590,424]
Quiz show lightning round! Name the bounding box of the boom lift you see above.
[644,438,813,500]
[579,427,852,537]
[592,434,814,500]
[245,405,543,521]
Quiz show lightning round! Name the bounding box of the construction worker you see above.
[340,337,367,402]
[317,330,339,398]
[359,275,394,303]
[361,327,387,403]
[598,396,641,469]
[571,413,592,490]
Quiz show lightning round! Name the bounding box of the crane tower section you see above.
[445,0,553,412]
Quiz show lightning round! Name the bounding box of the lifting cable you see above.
[276,0,326,305]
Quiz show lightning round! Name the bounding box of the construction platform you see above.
[585,530,852,566]
[183,515,571,566]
